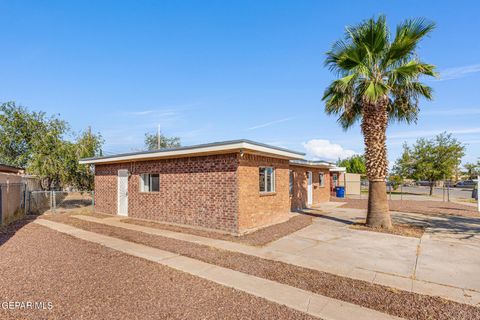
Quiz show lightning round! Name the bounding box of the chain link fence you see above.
[333,178,477,204]
[27,191,94,215]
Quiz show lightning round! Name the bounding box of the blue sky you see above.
[1,0,479,166]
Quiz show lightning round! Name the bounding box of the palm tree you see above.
[323,16,437,228]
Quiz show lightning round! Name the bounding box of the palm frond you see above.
[383,18,435,67]
[389,60,437,83]
[323,15,436,129]
[345,15,389,59]
[388,81,434,123]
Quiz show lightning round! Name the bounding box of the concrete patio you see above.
[298,203,480,302]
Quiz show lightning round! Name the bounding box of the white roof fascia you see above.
[79,141,304,164]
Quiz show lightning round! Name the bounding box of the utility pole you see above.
[157,125,161,149]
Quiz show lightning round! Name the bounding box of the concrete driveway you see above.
[264,203,480,304]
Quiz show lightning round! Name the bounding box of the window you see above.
[140,173,160,192]
[259,167,275,193]
[319,172,325,187]
[289,170,294,195]
[332,173,338,187]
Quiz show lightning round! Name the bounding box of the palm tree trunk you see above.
[362,99,392,229]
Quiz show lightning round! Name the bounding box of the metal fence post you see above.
[442,178,445,202]
[50,190,54,213]
[23,184,26,216]
[447,182,450,202]
[91,191,95,213]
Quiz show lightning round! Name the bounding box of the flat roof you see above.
[79,139,305,164]
[0,164,25,173]
[289,160,336,169]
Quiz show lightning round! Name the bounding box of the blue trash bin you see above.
[335,186,345,198]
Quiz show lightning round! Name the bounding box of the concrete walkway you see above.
[34,218,401,320]
[71,213,480,306]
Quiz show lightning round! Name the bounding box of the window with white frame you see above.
[319,172,325,187]
[259,167,275,193]
[140,173,160,192]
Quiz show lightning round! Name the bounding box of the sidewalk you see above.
[69,213,480,306]
[34,218,401,320]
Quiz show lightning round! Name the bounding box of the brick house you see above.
[80,140,336,234]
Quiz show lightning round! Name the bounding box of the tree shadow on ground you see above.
[0,216,38,247]
[393,213,480,239]
[301,206,480,241]
[297,210,356,225]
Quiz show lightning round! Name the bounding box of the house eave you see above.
[79,140,305,165]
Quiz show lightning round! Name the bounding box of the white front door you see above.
[117,169,128,216]
[307,171,313,206]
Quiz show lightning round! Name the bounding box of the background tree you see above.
[337,154,366,174]
[323,16,436,228]
[0,102,103,190]
[0,101,62,168]
[27,117,69,189]
[64,129,104,190]
[393,133,465,195]
[387,174,403,190]
[144,132,181,150]
[463,162,480,179]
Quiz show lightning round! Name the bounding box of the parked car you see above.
[455,180,476,188]
[415,180,432,187]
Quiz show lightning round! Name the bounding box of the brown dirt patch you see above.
[351,223,425,238]
[0,217,316,320]
[333,198,479,217]
[41,214,480,320]
[122,214,312,246]
[43,210,112,218]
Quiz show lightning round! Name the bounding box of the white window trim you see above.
[319,172,325,187]
[140,173,160,192]
[259,166,276,193]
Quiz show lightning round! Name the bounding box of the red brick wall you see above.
[237,154,290,232]
[94,154,239,233]
[93,152,303,233]
[94,163,127,215]
[290,165,331,210]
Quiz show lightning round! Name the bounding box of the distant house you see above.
[80,140,338,234]
[0,164,24,175]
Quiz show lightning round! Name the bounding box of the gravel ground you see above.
[351,223,425,238]
[122,215,312,246]
[333,198,479,217]
[42,215,480,320]
[0,218,317,320]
